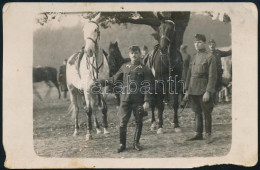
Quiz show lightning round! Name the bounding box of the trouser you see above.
[63,91,67,98]
[189,95,214,135]
[118,101,144,145]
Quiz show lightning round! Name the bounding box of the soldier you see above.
[101,45,153,152]
[184,34,217,144]
[59,59,68,99]
[208,39,232,101]
[141,45,149,65]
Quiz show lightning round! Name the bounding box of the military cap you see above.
[194,34,206,42]
[208,39,216,44]
[129,45,141,52]
[64,59,68,62]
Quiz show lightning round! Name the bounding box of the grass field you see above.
[33,83,231,158]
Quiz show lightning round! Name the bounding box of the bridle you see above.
[158,20,177,78]
[83,21,103,81]
[160,20,175,44]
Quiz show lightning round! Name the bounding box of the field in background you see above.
[33,83,232,158]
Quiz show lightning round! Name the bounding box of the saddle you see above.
[68,51,85,71]
[144,44,160,70]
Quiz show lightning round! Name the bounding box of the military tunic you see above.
[211,49,232,92]
[110,61,154,127]
[185,49,217,135]
[59,65,68,91]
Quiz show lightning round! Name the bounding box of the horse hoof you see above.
[157,128,163,134]
[73,131,78,137]
[86,134,93,141]
[174,127,182,133]
[96,128,102,134]
[104,128,110,134]
[150,122,157,131]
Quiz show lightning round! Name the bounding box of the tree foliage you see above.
[35,11,230,49]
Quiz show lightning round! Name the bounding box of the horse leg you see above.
[102,98,109,134]
[70,90,79,136]
[85,107,93,140]
[90,95,102,135]
[115,94,120,109]
[52,80,61,99]
[150,106,156,131]
[173,93,181,132]
[83,92,93,140]
[33,84,43,101]
[101,87,109,134]
[157,98,164,134]
[44,81,52,99]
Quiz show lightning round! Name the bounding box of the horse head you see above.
[108,41,124,76]
[158,20,175,54]
[82,13,101,53]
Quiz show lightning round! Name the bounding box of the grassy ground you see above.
[33,83,232,158]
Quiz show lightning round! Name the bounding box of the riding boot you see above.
[133,123,143,151]
[117,127,126,153]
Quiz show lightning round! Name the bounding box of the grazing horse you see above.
[145,20,183,134]
[33,66,61,100]
[105,41,131,106]
[66,14,109,140]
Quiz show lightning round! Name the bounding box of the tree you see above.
[35,11,230,49]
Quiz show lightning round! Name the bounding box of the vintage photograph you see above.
[3,2,257,168]
[33,11,232,158]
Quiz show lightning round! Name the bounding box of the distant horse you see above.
[33,66,61,100]
[145,19,183,134]
[66,14,109,140]
[219,55,232,102]
[105,41,131,106]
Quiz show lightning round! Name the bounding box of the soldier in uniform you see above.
[141,45,149,65]
[208,39,232,101]
[58,59,68,99]
[102,45,153,152]
[184,34,217,144]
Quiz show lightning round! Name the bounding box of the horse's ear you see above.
[92,13,101,22]
[115,41,118,46]
[157,12,165,22]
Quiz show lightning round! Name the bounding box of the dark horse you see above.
[105,41,130,106]
[33,66,61,100]
[145,20,183,134]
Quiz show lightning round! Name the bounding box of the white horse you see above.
[66,14,110,140]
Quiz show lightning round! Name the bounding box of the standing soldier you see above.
[102,45,153,152]
[184,34,217,144]
[208,39,232,102]
[141,45,149,65]
[59,59,68,99]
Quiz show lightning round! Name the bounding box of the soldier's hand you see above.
[143,102,150,111]
[203,91,210,102]
[183,93,189,101]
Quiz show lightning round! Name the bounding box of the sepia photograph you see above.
[3,3,257,168]
[33,11,232,158]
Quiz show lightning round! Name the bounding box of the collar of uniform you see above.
[198,48,207,53]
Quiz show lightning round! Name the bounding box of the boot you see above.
[205,133,212,144]
[117,127,126,153]
[186,133,203,141]
[133,123,143,151]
